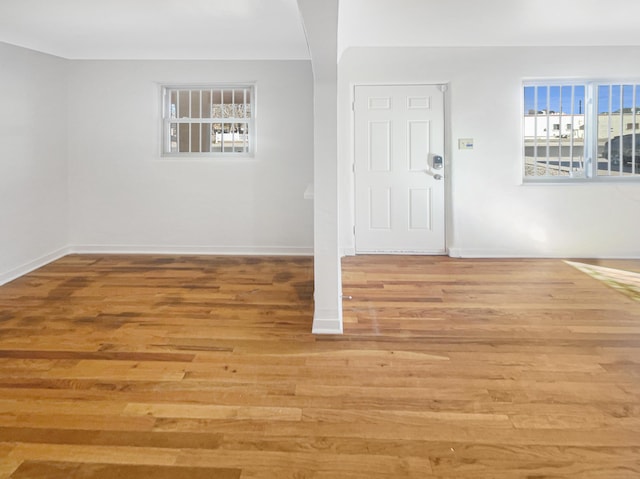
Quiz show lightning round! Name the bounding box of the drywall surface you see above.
[0,43,69,283]
[67,60,314,254]
[339,46,640,258]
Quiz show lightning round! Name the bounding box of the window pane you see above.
[170,123,177,152]
[212,123,222,152]
[245,89,252,118]
[191,122,201,152]
[223,123,233,151]
[237,123,249,152]
[597,84,640,177]
[524,84,585,178]
[191,90,201,119]
[201,90,211,119]
[212,90,223,118]
[201,123,210,152]
[178,123,189,152]
[234,89,245,118]
[178,90,189,118]
[223,91,233,118]
[170,91,177,119]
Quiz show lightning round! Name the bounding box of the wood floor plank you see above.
[0,427,223,449]
[123,402,303,421]
[0,413,156,432]
[175,449,434,478]
[9,461,240,479]
[0,350,195,362]
[1,254,640,477]
[0,443,18,479]
[7,443,178,468]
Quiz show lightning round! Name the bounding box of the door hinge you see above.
[352,163,355,173]
[352,101,355,111]
[353,226,356,235]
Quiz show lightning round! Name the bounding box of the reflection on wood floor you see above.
[0,254,639,478]
[567,260,640,302]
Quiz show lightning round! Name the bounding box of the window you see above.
[162,85,254,156]
[523,82,640,180]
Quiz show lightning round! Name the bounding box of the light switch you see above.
[458,138,473,150]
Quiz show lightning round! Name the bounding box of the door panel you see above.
[354,84,445,254]
[408,121,430,171]
[409,188,431,230]
[369,121,391,171]
[369,187,391,230]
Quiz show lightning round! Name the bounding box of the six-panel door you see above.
[354,84,446,254]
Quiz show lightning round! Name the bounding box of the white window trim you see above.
[522,80,640,183]
[161,84,256,159]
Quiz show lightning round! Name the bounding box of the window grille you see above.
[162,86,254,156]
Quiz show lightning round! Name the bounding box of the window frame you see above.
[522,79,640,183]
[161,83,256,159]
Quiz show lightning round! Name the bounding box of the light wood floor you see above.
[0,254,639,478]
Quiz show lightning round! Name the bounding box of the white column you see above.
[296,0,343,334]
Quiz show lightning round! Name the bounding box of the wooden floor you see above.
[0,254,639,478]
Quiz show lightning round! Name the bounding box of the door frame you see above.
[350,82,451,256]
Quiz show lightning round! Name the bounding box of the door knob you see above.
[434,174,443,180]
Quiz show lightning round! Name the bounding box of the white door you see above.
[354,84,446,254]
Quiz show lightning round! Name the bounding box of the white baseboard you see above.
[70,244,314,256]
[450,248,568,258]
[0,246,71,286]
[448,247,640,259]
[312,309,343,334]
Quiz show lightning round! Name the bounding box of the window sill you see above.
[160,153,256,160]
[522,176,640,185]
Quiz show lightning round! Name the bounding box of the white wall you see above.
[339,47,640,258]
[0,43,69,284]
[338,0,640,54]
[67,60,314,254]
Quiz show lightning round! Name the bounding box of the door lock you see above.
[432,155,443,170]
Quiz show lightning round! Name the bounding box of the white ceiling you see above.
[0,0,310,60]
[2,0,640,61]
